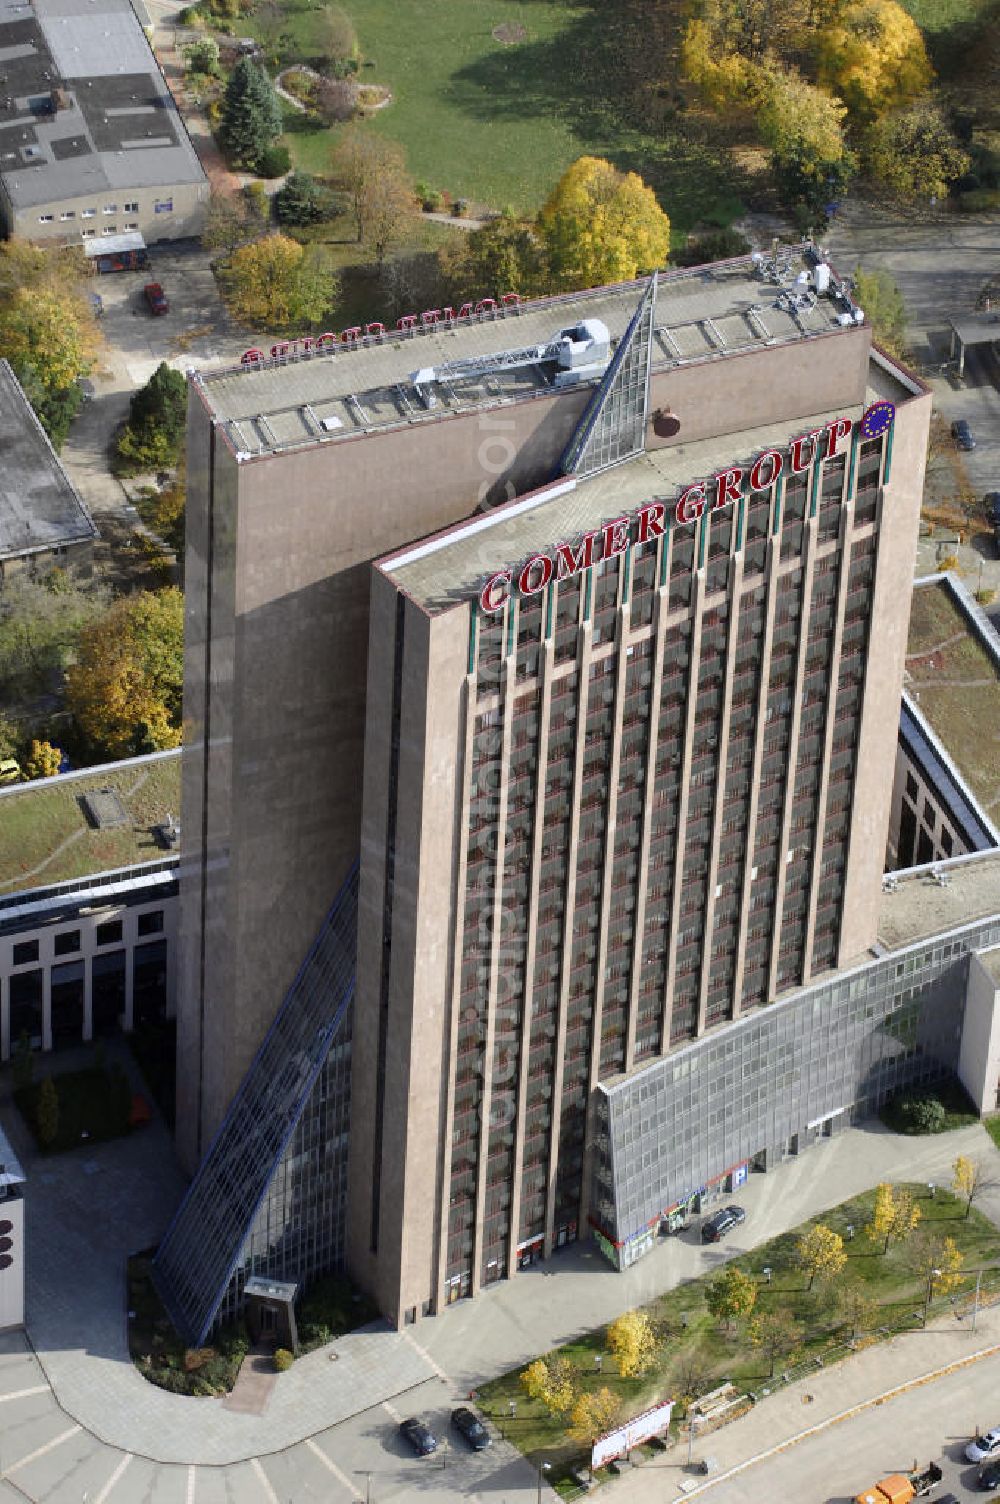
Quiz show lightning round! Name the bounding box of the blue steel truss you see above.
[560,273,656,478]
[153,863,359,1345]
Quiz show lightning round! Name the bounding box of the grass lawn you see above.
[987,1116,1000,1152]
[477,1185,1000,1491]
[245,0,745,230]
[14,1063,133,1153]
[0,754,180,895]
[879,1075,980,1135]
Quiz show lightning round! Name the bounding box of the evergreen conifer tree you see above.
[220,59,282,169]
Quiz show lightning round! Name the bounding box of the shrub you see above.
[977,588,996,606]
[938,553,959,573]
[274,170,333,226]
[12,1032,33,1092]
[895,1093,946,1133]
[314,76,356,125]
[672,227,752,267]
[958,189,1000,213]
[452,198,469,218]
[36,1075,59,1147]
[256,142,291,178]
[274,1347,294,1371]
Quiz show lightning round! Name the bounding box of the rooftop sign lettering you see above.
[239,295,522,366]
[478,403,894,614]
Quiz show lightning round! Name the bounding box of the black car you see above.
[452,1406,491,1451]
[986,493,1000,550]
[980,1460,1000,1491]
[701,1205,746,1243]
[952,418,976,451]
[399,1417,438,1456]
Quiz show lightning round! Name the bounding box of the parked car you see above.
[967,1429,1000,1463]
[979,1460,1000,1491]
[144,281,168,316]
[0,758,21,785]
[452,1406,491,1451]
[701,1205,746,1243]
[952,418,976,450]
[399,1417,438,1456]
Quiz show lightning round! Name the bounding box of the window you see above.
[154,198,173,214]
[54,929,80,956]
[12,939,39,965]
[59,210,75,220]
[81,229,96,238]
[102,204,117,214]
[38,214,53,223]
[124,200,139,213]
[102,225,117,235]
[137,909,164,937]
[124,221,138,230]
[96,919,123,946]
[81,208,96,218]
[905,771,918,799]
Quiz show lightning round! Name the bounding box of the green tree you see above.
[758,69,855,215]
[606,1309,658,1377]
[680,19,763,108]
[867,101,970,203]
[36,1075,59,1147]
[539,156,671,290]
[852,265,907,359]
[868,1182,921,1254]
[274,171,334,227]
[115,362,187,476]
[568,1386,621,1443]
[0,244,101,448]
[22,738,62,779]
[705,1264,758,1330]
[794,1223,848,1290]
[183,36,219,75]
[0,572,108,703]
[66,587,184,757]
[835,1277,880,1338]
[331,128,417,264]
[440,213,550,301]
[815,0,932,124]
[220,235,338,332]
[0,710,19,760]
[220,58,283,170]
[748,1309,804,1377]
[910,1228,964,1316]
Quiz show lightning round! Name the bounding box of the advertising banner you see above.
[591,1399,673,1469]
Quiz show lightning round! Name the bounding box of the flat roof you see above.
[0,359,96,560]
[877,850,1000,950]
[904,575,1000,820]
[381,364,916,614]
[0,0,206,211]
[195,249,865,458]
[0,750,180,896]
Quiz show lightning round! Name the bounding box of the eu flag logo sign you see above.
[859,401,895,440]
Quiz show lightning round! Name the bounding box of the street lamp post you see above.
[687,1415,700,1467]
[537,1460,551,1502]
[924,1268,942,1323]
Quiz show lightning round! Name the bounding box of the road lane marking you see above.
[398,1327,448,1382]
[381,1399,403,1422]
[186,1463,196,1504]
[304,1437,363,1499]
[250,1457,280,1504]
[0,1385,50,1403]
[5,1423,81,1473]
[94,1453,132,1504]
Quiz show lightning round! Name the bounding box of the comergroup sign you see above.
[592,1399,674,1469]
[478,401,894,614]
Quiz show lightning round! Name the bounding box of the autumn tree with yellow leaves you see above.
[606,1308,658,1378]
[568,1386,622,1444]
[66,587,184,758]
[219,234,338,333]
[868,1182,921,1255]
[538,157,670,291]
[795,1223,848,1291]
[815,0,932,125]
[518,1356,577,1417]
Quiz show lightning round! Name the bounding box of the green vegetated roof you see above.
[905,578,1000,815]
[0,751,180,897]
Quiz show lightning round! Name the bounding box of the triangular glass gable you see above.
[560,273,656,478]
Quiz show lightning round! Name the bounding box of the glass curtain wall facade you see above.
[445,417,892,1298]
[154,866,358,1344]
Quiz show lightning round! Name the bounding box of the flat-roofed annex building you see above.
[159,248,936,1339]
[0,0,207,244]
[0,359,96,589]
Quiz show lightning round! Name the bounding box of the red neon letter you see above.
[313,332,338,351]
[788,429,822,474]
[823,416,852,460]
[480,572,511,613]
[517,554,554,596]
[675,483,706,525]
[749,449,783,492]
[476,297,497,314]
[341,327,362,343]
[421,309,442,326]
[714,468,743,511]
[270,341,290,359]
[443,303,475,323]
[240,348,264,364]
[556,532,597,580]
[602,516,630,560]
[636,501,666,543]
[501,292,521,306]
[365,322,385,338]
[397,314,418,332]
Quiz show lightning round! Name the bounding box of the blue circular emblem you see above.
[860,400,895,440]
